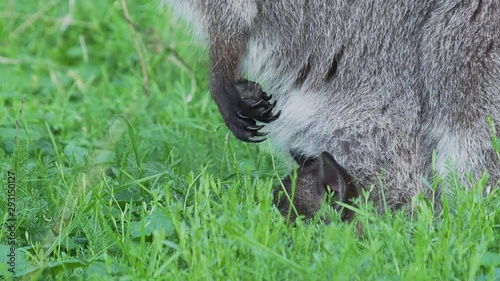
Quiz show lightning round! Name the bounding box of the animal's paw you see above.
[212,78,281,143]
[235,80,281,124]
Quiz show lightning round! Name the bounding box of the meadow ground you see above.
[0,0,499,280]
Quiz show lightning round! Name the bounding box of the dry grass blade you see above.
[120,0,151,98]
[0,56,20,65]
[9,0,61,40]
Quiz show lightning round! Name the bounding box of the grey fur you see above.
[164,1,500,212]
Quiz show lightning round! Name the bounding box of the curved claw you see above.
[246,137,267,143]
[263,94,272,101]
[261,100,277,116]
[246,124,265,131]
[237,111,250,120]
[274,109,282,119]
[250,99,266,109]
[265,110,281,122]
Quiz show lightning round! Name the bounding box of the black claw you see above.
[237,111,250,120]
[246,124,265,131]
[264,94,272,101]
[251,99,266,108]
[266,110,282,122]
[262,100,277,116]
[247,137,266,143]
[255,131,267,137]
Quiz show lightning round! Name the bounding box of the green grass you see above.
[0,0,499,280]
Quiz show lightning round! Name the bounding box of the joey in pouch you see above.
[274,151,360,222]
